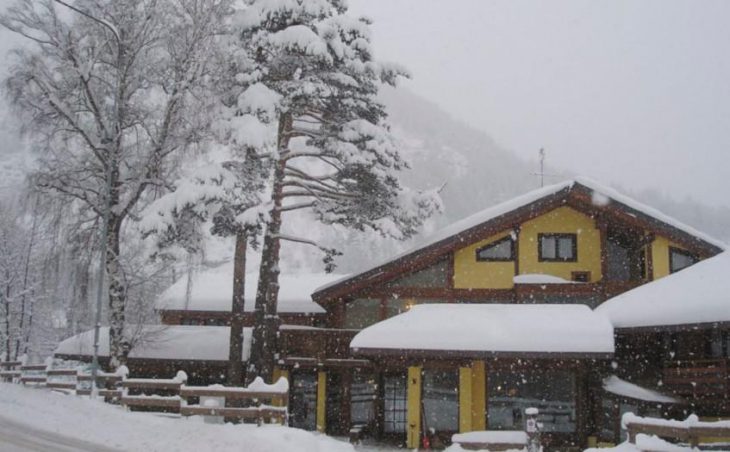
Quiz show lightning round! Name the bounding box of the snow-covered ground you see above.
[0,383,354,452]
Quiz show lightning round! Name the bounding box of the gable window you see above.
[476,236,514,261]
[669,247,697,273]
[539,233,577,262]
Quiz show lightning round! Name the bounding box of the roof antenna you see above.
[530,148,558,187]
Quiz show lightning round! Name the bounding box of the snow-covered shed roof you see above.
[596,251,730,330]
[315,177,724,302]
[54,326,250,361]
[156,262,345,314]
[602,376,679,404]
[350,304,614,358]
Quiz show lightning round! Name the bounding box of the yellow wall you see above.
[459,366,473,432]
[454,231,515,289]
[453,206,602,288]
[651,236,689,280]
[459,360,486,432]
[518,206,602,282]
[406,367,422,449]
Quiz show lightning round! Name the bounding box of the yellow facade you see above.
[272,367,289,407]
[651,236,687,280]
[406,366,422,449]
[453,206,603,288]
[458,360,487,432]
[519,206,602,281]
[458,366,473,432]
[454,231,515,289]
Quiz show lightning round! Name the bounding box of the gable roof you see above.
[313,177,725,303]
[596,251,730,330]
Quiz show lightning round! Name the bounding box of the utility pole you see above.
[530,148,547,188]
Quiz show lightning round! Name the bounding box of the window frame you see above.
[538,233,578,262]
[475,236,515,262]
[669,246,698,274]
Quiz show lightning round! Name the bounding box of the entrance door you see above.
[290,371,317,431]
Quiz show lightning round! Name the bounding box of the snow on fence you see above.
[623,413,730,448]
[179,377,289,425]
[0,361,22,382]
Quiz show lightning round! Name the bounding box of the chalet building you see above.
[596,251,730,443]
[54,178,726,450]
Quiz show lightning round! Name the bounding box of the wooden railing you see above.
[121,371,187,413]
[624,413,730,448]
[663,358,728,398]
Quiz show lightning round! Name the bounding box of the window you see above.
[669,247,698,273]
[571,271,591,282]
[538,233,577,262]
[476,236,514,261]
[422,369,459,432]
[488,369,576,433]
[383,374,407,433]
[344,298,381,329]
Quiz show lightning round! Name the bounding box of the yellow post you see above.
[316,371,327,433]
[407,366,422,449]
[459,365,473,432]
[471,360,487,430]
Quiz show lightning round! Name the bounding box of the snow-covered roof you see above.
[54,326,250,361]
[315,177,724,298]
[513,273,575,284]
[596,251,730,329]
[350,304,614,356]
[602,376,679,404]
[156,262,345,313]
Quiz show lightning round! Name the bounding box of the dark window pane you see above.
[558,237,574,259]
[344,299,381,329]
[670,248,697,273]
[386,259,449,288]
[383,374,407,433]
[488,369,576,433]
[541,237,556,259]
[351,372,377,425]
[477,238,513,261]
[290,372,318,431]
[422,369,459,432]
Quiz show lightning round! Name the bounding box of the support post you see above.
[459,365,473,433]
[272,367,289,408]
[471,360,487,430]
[317,370,327,433]
[407,366,422,449]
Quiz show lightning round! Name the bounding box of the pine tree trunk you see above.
[227,230,247,386]
[247,113,292,385]
[107,217,127,369]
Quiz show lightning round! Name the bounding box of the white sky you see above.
[1,1,729,207]
[349,0,730,207]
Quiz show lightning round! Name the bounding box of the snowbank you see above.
[0,383,353,452]
[351,304,614,355]
[54,326,251,361]
[585,436,692,452]
[602,376,678,403]
[156,263,344,313]
[596,251,730,329]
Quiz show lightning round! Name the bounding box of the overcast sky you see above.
[1,1,729,207]
[349,0,730,207]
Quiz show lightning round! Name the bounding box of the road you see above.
[0,414,120,452]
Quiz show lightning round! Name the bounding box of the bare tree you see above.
[1,0,231,367]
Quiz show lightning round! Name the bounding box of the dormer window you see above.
[476,236,514,261]
[539,233,577,262]
[669,247,697,273]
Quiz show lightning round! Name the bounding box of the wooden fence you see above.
[1,362,288,425]
[624,413,730,448]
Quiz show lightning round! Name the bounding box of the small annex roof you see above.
[596,251,730,330]
[350,304,614,358]
[603,375,679,404]
[54,325,250,361]
[156,262,345,314]
[314,177,725,302]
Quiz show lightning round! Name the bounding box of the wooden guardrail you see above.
[0,361,22,382]
[179,377,289,425]
[120,371,187,413]
[623,413,730,448]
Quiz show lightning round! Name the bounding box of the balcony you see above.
[663,358,728,398]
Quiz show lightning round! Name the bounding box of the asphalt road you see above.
[0,414,120,452]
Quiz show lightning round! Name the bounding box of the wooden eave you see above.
[614,320,730,335]
[313,182,723,305]
[350,347,613,361]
